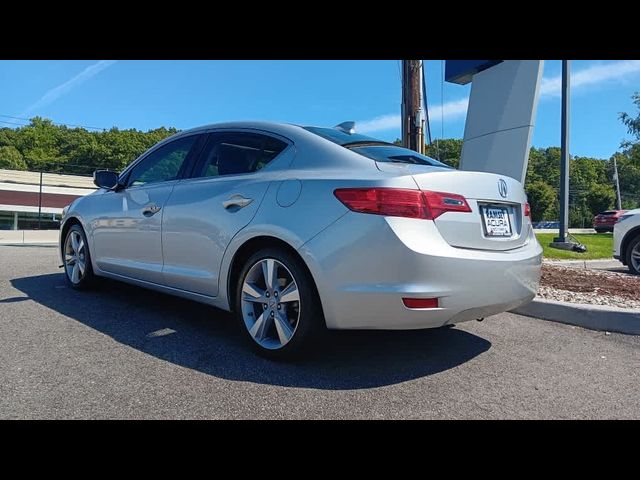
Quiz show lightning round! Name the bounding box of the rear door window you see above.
[191,132,288,178]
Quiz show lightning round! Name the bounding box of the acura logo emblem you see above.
[498,179,508,198]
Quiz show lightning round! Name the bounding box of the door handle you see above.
[222,195,253,209]
[142,204,162,216]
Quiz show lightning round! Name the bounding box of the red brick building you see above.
[0,169,95,230]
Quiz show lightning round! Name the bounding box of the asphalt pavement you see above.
[1,245,638,419]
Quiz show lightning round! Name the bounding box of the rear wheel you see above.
[235,248,324,359]
[63,224,96,289]
[625,235,640,275]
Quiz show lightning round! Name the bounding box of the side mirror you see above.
[93,170,120,190]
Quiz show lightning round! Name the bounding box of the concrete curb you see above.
[0,243,58,247]
[543,259,621,269]
[0,230,59,245]
[512,298,640,335]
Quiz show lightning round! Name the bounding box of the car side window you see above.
[192,132,288,179]
[127,136,197,187]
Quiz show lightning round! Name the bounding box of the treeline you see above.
[0,117,179,175]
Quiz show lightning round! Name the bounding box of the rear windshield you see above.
[303,126,386,146]
[304,126,451,169]
[349,145,451,168]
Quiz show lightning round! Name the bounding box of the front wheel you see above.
[626,236,640,275]
[235,248,324,359]
[63,224,96,289]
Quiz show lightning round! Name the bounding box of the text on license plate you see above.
[482,206,512,237]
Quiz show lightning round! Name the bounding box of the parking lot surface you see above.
[1,245,638,419]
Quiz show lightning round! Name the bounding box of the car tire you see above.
[62,224,96,289]
[235,247,325,360]
[594,228,605,234]
[625,235,640,275]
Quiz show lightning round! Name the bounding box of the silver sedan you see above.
[60,121,542,358]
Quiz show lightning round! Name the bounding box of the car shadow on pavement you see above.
[12,273,491,390]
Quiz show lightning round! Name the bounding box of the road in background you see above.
[0,245,638,419]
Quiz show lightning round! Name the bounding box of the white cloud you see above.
[357,113,400,133]
[540,60,640,97]
[21,60,117,116]
[428,97,470,122]
[358,98,469,134]
[358,60,640,134]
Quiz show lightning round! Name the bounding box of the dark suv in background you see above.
[593,210,627,233]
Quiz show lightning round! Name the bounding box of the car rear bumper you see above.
[300,212,542,330]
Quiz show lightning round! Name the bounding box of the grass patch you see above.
[536,233,614,260]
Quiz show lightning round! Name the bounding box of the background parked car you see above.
[613,209,640,275]
[593,210,627,233]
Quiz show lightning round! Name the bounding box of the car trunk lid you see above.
[377,163,530,251]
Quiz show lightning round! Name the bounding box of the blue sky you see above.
[1,60,639,159]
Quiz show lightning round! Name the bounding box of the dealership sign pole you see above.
[556,60,571,244]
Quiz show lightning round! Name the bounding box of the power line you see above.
[0,114,107,131]
[0,119,29,127]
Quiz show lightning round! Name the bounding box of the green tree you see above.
[0,145,28,170]
[0,117,180,175]
[612,93,640,209]
[619,92,640,146]
[569,201,592,228]
[525,180,557,222]
[0,128,17,147]
[611,151,640,209]
[424,138,462,168]
[586,183,616,214]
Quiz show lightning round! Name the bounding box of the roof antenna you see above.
[334,121,356,134]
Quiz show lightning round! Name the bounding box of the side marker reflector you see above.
[402,298,439,309]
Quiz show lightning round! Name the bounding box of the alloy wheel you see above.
[631,242,640,272]
[240,258,301,350]
[64,230,86,284]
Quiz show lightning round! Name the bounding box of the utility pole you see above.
[554,60,571,244]
[38,170,43,230]
[550,60,584,251]
[613,156,622,210]
[401,60,424,153]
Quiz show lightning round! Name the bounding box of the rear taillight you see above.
[422,190,472,218]
[524,202,531,218]
[333,188,471,220]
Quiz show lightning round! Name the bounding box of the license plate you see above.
[481,206,512,237]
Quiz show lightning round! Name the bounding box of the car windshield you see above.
[303,126,452,169]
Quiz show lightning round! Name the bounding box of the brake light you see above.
[333,188,471,220]
[524,202,531,218]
